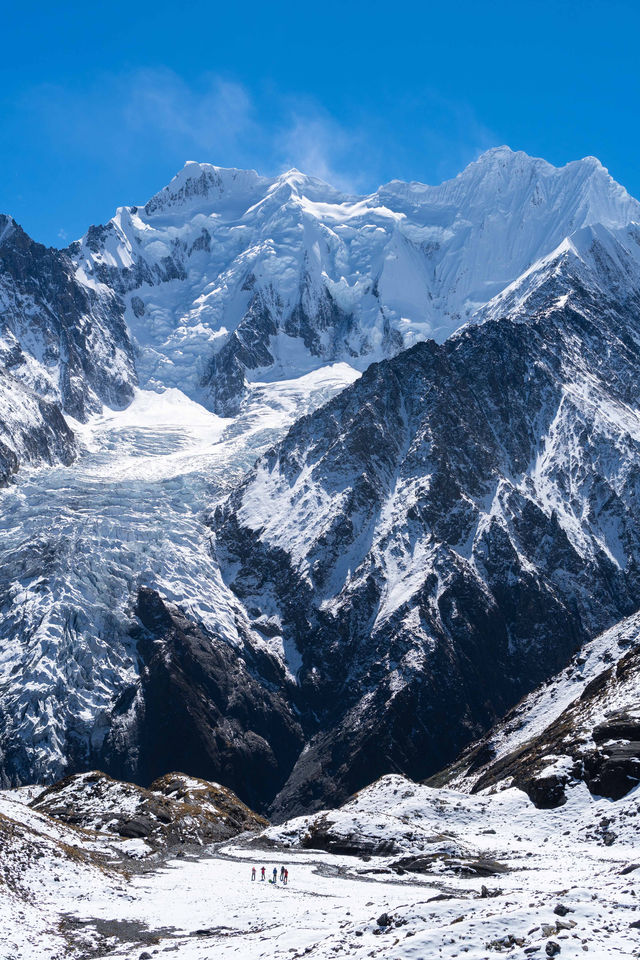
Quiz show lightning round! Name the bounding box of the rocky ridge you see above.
[30,769,266,847]
[0,214,135,481]
[0,215,134,420]
[0,369,76,484]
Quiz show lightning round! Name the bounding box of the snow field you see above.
[2,775,639,959]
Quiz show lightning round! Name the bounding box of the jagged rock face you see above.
[214,228,640,817]
[0,369,76,483]
[98,588,304,814]
[0,216,135,421]
[70,148,639,413]
[0,215,134,490]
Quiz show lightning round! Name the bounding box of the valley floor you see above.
[2,777,639,959]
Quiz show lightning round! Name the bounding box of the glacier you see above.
[0,365,358,786]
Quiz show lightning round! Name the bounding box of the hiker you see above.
[272,867,277,883]
[251,866,256,881]
[284,868,289,885]
[280,866,285,881]
[261,866,266,881]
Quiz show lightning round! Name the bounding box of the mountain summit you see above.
[70,148,640,413]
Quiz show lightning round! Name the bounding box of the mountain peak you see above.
[476,144,519,162]
[144,162,266,216]
[468,145,553,177]
[280,167,304,180]
[0,214,17,247]
[471,146,613,180]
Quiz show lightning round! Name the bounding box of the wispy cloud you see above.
[18,68,496,197]
[276,107,370,192]
[120,70,257,158]
[20,70,257,165]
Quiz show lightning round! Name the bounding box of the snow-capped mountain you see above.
[214,219,640,816]
[70,147,640,413]
[2,146,640,823]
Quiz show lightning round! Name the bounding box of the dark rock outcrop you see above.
[31,769,266,846]
[433,631,640,807]
[98,588,304,814]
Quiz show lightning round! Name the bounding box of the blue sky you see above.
[1,0,638,246]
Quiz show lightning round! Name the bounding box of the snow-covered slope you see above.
[3,769,640,959]
[0,370,76,483]
[479,220,640,324]
[435,609,640,806]
[214,220,640,816]
[70,147,640,412]
[0,769,267,958]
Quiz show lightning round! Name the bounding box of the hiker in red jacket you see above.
[251,867,256,881]
[261,866,266,881]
